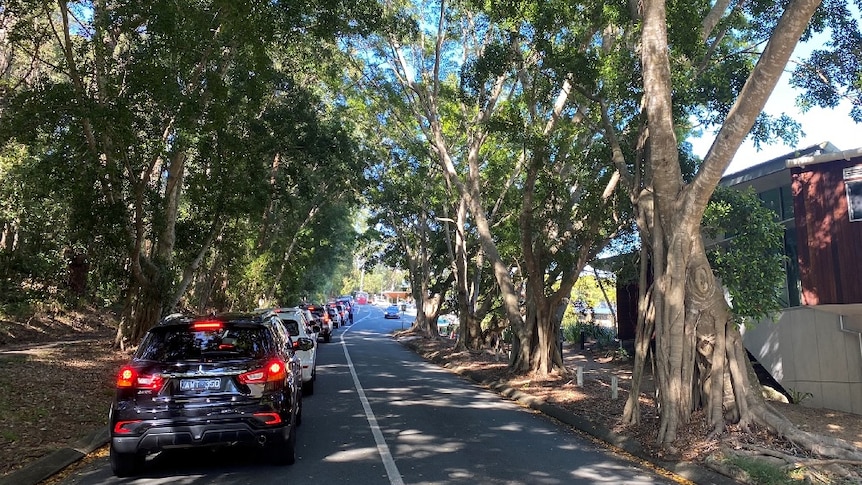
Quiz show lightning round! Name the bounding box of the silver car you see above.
[275,308,318,395]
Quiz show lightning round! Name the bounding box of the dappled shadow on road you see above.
[334,332,674,484]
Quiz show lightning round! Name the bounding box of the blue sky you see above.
[688,31,861,176]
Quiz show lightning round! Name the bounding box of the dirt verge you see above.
[0,309,129,478]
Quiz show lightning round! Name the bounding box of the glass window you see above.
[758,188,781,220]
[782,227,801,308]
[846,180,862,222]
[136,327,274,362]
[780,185,794,220]
[758,186,795,221]
[279,318,301,336]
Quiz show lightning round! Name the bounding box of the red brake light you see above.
[253,412,282,425]
[116,366,163,390]
[114,420,142,434]
[192,320,223,331]
[238,359,286,384]
[117,366,136,388]
[239,369,266,383]
[137,374,164,390]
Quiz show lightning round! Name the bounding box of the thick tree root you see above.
[705,400,862,483]
[749,399,862,461]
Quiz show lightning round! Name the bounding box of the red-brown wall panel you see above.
[792,158,862,304]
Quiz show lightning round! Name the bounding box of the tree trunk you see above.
[195,246,222,314]
[446,196,488,351]
[267,205,319,300]
[416,292,443,336]
[114,264,165,349]
[635,0,862,460]
[167,219,224,312]
[258,152,281,249]
[623,205,656,426]
[522,293,564,374]
[65,249,89,298]
[116,148,186,348]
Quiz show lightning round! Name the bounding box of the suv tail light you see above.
[253,412,282,425]
[116,366,164,390]
[238,359,286,384]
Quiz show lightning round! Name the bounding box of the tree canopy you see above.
[0,0,379,344]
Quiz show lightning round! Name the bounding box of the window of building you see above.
[782,227,801,308]
[780,185,794,220]
[844,166,862,222]
[759,187,781,220]
[758,184,794,221]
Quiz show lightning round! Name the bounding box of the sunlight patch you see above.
[323,447,381,462]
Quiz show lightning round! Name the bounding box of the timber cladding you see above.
[792,157,862,305]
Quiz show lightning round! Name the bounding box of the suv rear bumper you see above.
[111,420,292,454]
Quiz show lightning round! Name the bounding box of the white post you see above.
[576,366,584,387]
[611,375,618,399]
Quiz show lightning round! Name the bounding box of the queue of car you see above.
[107,297,363,477]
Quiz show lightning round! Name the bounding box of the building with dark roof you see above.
[722,142,862,414]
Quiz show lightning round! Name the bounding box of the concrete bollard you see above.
[576,366,584,387]
[611,375,618,399]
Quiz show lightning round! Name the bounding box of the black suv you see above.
[108,312,306,476]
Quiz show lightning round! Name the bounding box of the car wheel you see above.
[296,396,303,427]
[110,444,144,477]
[268,425,297,466]
[302,378,314,396]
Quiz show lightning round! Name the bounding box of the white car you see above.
[275,308,318,395]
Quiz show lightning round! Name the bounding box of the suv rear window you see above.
[280,319,301,336]
[135,326,276,362]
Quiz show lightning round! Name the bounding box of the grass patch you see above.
[726,455,805,484]
[0,354,28,363]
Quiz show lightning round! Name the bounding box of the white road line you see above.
[340,317,404,485]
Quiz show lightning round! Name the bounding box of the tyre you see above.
[302,378,314,396]
[296,395,303,427]
[109,444,144,477]
[267,425,297,466]
[324,332,331,343]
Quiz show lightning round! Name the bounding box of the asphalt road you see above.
[55,305,676,485]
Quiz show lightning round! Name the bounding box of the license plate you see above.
[180,378,222,391]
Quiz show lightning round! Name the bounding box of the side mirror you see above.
[293,337,315,351]
[312,325,321,333]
